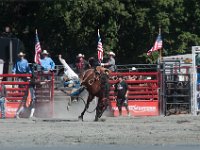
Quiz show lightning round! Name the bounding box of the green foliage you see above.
[1,0,200,64]
[140,51,160,64]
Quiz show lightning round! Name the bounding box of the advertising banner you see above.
[110,101,159,117]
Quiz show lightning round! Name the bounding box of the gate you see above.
[160,60,191,115]
[191,46,200,115]
[0,72,54,118]
[109,64,160,116]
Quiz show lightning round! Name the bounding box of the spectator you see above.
[40,50,55,72]
[196,53,200,91]
[101,51,116,72]
[12,52,31,74]
[75,53,88,76]
[1,26,13,38]
[114,75,130,116]
[0,77,6,119]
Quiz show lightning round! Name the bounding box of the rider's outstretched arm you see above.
[58,54,68,68]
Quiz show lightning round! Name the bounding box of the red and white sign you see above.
[5,102,21,118]
[110,101,159,117]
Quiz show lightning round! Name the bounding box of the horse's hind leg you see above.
[94,97,107,121]
[78,94,94,121]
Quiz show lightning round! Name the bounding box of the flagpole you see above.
[98,29,100,64]
[159,27,162,62]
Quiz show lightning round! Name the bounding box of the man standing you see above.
[101,51,116,72]
[16,76,47,119]
[0,77,6,119]
[40,50,55,73]
[114,75,130,116]
[12,52,31,74]
[75,53,88,76]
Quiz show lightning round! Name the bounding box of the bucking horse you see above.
[78,66,110,121]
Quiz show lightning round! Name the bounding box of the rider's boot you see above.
[70,87,85,97]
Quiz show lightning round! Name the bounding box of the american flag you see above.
[147,34,163,56]
[97,29,103,62]
[34,30,42,64]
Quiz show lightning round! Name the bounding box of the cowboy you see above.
[75,53,88,75]
[16,76,47,119]
[88,57,100,69]
[12,52,32,74]
[58,54,80,87]
[101,51,116,72]
[114,75,130,116]
[0,77,6,119]
[40,50,55,72]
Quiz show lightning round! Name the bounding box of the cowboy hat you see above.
[108,51,115,56]
[77,53,83,57]
[42,50,49,55]
[146,76,152,80]
[18,52,26,56]
[131,67,137,71]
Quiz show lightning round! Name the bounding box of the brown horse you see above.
[78,66,110,121]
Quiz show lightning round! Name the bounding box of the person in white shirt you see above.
[58,54,85,97]
[101,51,116,72]
[58,54,79,87]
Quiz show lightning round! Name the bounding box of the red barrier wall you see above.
[0,73,54,118]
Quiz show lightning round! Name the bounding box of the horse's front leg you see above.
[78,94,94,121]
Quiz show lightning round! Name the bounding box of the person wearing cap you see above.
[101,51,116,72]
[75,53,88,76]
[12,52,31,74]
[114,75,130,117]
[0,77,6,119]
[129,67,138,80]
[40,50,55,72]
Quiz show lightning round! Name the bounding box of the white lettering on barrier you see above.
[111,105,157,112]
[6,108,18,114]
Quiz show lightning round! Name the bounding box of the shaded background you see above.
[1,0,200,65]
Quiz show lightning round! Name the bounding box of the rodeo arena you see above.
[1,37,200,149]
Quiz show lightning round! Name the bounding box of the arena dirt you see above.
[0,115,200,147]
[1,91,200,147]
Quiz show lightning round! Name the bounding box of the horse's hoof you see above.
[94,117,98,122]
[78,116,83,121]
[99,118,106,122]
[67,105,70,111]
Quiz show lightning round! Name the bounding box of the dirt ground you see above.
[1,91,200,148]
[1,114,200,148]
